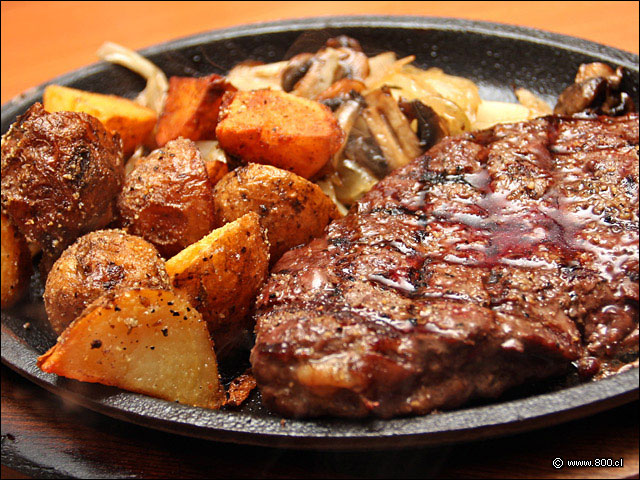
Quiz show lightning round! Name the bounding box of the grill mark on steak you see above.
[251,114,639,418]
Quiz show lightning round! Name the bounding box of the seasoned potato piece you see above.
[204,157,228,187]
[155,74,236,147]
[44,230,171,335]
[213,164,340,262]
[38,288,225,409]
[1,213,32,308]
[118,138,216,258]
[1,103,124,272]
[43,85,157,158]
[215,89,344,179]
[196,140,229,187]
[166,212,269,357]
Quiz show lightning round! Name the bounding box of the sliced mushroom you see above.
[343,122,389,179]
[554,62,635,116]
[312,93,366,178]
[290,48,342,99]
[281,53,314,92]
[602,91,635,116]
[398,99,447,151]
[361,88,422,174]
[554,77,608,115]
[227,60,288,91]
[285,45,369,100]
[575,62,623,87]
[335,48,369,83]
[330,95,366,167]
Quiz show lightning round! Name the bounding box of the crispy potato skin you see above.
[1,213,32,308]
[44,229,170,334]
[156,74,236,147]
[118,138,216,258]
[215,90,344,179]
[43,85,157,158]
[38,288,225,409]
[1,103,124,272]
[213,164,340,262]
[166,212,269,357]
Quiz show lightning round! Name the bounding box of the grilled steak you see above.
[251,113,639,418]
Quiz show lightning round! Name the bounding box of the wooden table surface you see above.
[1,1,639,479]
[1,1,638,104]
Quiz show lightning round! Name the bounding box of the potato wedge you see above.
[155,74,236,147]
[38,288,225,409]
[165,212,269,357]
[44,230,171,335]
[43,85,156,158]
[118,138,216,258]
[215,89,344,179]
[213,164,340,263]
[1,213,32,308]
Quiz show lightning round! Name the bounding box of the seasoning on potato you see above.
[38,288,225,410]
[1,213,32,309]
[1,103,124,273]
[213,163,340,263]
[166,212,270,357]
[118,137,216,258]
[43,84,157,158]
[215,89,344,179]
[44,229,171,335]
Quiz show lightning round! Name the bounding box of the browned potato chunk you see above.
[213,164,340,262]
[44,229,171,335]
[204,157,229,186]
[1,103,124,272]
[215,90,344,179]
[155,74,236,147]
[43,85,157,157]
[1,213,32,308]
[196,140,229,187]
[37,288,225,409]
[118,138,216,258]
[166,212,269,357]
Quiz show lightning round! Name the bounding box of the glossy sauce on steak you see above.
[251,114,639,418]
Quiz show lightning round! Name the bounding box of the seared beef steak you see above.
[251,114,639,418]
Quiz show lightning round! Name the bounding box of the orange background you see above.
[1,1,639,104]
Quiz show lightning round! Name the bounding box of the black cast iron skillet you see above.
[2,16,639,451]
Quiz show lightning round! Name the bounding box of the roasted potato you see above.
[118,137,216,258]
[166,212,269,357]
[1,103,124,272]
[43,84,157,158]
[213,164,340,262]
[1,213,32,308]
[196,140,229,187]
[215,89,344,179]
[44,229,171,335]
[38,288,225,409]
[155,74,236,147]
